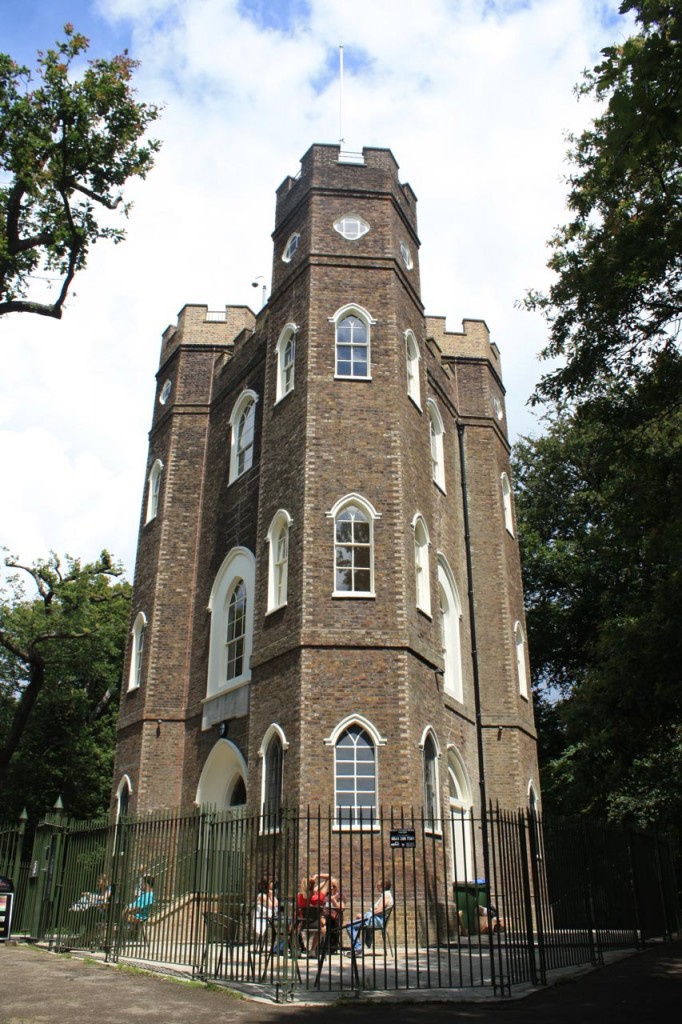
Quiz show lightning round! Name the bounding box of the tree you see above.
[0,24,160,319]
[0,551,131,818]
[524,0,681,403]
[515,2,682,853]
[513,354,682,839]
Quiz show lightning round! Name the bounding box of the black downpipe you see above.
[456,423,497,981]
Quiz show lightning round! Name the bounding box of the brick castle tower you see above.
[113,144,539,852]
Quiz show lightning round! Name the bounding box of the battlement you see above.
[275,143,417,232]
[160,304,256,363]
[426,316,502,377]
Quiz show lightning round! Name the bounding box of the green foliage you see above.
[514,3,682,865]
[0,24,160,318]
[513,351,682,845]
[524,0,681,403]
[0,550,131,818]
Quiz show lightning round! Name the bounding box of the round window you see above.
[282,232,300,262]
[334,215,370,240]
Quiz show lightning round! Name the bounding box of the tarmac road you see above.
[2,940,681,1024]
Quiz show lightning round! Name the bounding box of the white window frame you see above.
[515,620,529,699]
[145,459,163,523]
[128,611,147,692]
[329,303,376,380]
[426,399,446,492]
[206,548,255,698]
[501,472,514,536]
[412,514,431,616]
[333,214,370,240]
[324,714,387,830]
[275,323,298,403]
[225,579,247,682]
[266,509,292,613]
[420,726,442,834]
[259,724,289,833]
[229,389,258,483]
[326,493,381,598]
[405,330,421,408]
[438,555,463,702]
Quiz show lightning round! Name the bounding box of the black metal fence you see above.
[2,805,678,997]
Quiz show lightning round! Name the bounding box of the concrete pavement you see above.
[2,939,681,1024]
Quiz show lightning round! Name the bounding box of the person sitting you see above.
[126,875,155,924]
[327,877,346,952]
[295,876,313,954]
[478,902,505,933]
[253,876,278,943]
[71,874,111,912]
[304,875,328,953]
[345,879,393,954]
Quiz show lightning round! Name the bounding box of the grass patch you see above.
[115,963,244,998]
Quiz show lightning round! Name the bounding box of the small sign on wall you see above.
[389,828,416,849]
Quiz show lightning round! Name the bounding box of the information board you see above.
[0,892,14,942]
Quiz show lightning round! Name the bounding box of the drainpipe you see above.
[457,422,496,976]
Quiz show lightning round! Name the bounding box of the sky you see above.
[0,0,633,579]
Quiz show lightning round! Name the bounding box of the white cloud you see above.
[1,0,629,574]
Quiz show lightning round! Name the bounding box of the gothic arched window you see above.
[422,730,440,831]
[229,390,258,483]
[145,459,163,522]
[128,611,147,691]
[226,580,247,682]
[405,330,421,407]
[328,494,380,596]
[206,548,255,706]
[515,621,529,699]
[413,514,431,615]
[501,472,514,535]
[438,556,463,702]
[427,399,446,491]
[267,510,291,612]
[263,732,284,830]
[329,304,375,380]
[335,724,376,827]
[275,324,297,402]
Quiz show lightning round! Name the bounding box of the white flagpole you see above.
[339,45,344,146]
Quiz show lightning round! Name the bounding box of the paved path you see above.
[2,939,681,1024]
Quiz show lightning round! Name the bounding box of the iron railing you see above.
[4,805,678,996]
[0,815,25,883]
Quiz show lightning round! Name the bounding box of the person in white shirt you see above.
[346,878,393,953]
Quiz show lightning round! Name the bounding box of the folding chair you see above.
[199,910,243,978]
[299,905,325,955]
[365,904,394,955]
[257,900,302,984]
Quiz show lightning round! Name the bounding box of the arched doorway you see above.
[448,748,474,882]
[196,741,248,895]
[196,739,247,809]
